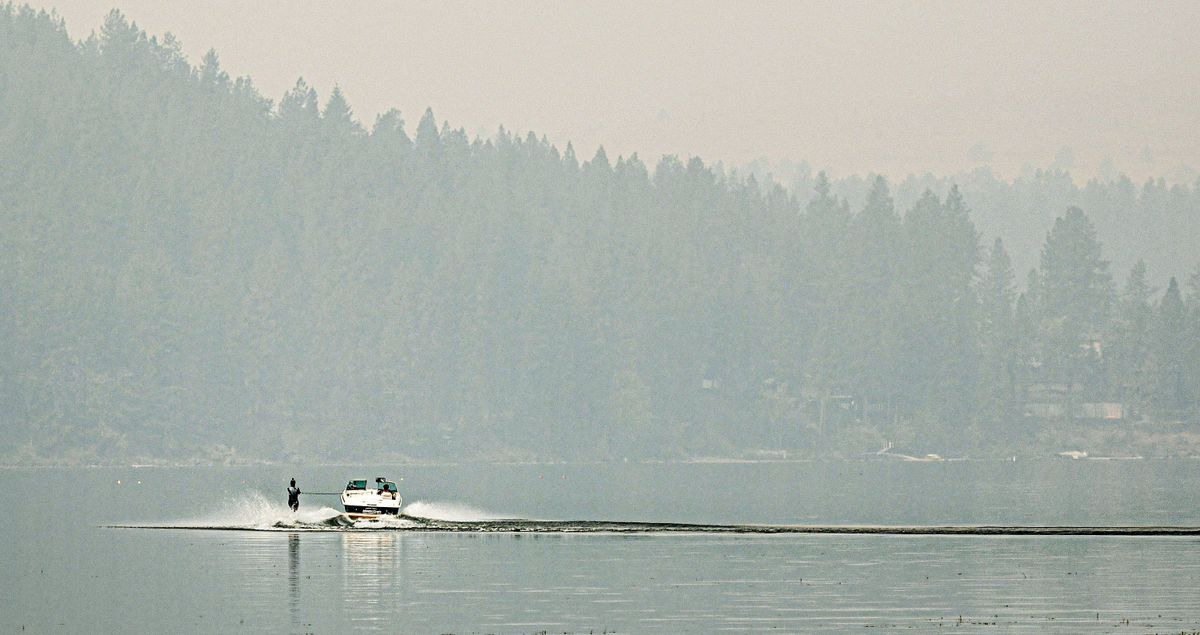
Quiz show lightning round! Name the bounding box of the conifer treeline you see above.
[1,7,1198,463]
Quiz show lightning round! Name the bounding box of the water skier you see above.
[287,478,301,512]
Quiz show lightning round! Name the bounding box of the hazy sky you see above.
[33,0,1200,183]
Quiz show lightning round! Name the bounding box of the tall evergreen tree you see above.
[802,172,852,406]
[978,238,1018,430]
[279,77,319,124]
[1154,277,1188,416]
[1036,207,1113,419]
[321,85,361,135]
[198,49,228,88]
[847,176,902,423]
[1109,260,1155,416]
[1187,266,1200,421]
[894,187,980,443]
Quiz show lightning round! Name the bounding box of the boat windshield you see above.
[378,482,397,492]
[346,480,367,490]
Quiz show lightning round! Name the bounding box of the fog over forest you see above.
[2,6,1199,465]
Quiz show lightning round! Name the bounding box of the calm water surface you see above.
[2,460,1200,633]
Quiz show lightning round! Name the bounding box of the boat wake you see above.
[106,492,1200,536]
[111,493,514,532]
[403,500,509,522]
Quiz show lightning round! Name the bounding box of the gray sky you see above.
[35,0,1200,182]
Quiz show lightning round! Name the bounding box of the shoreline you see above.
[3,453,1199,470]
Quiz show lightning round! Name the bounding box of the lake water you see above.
[2,459,1200,633]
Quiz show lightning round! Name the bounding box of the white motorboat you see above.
[340,477,403,519]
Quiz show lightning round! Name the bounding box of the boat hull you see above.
[342,505,401,516]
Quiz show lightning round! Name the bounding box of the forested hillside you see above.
[2,7,1198,464]
[750,163,1200,289]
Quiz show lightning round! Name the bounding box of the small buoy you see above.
[137,480,142,485]
[116,480,121,485]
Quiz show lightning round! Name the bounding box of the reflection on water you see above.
[287,533,300,627]
[341,532,404,630]
[222,532,1200,633]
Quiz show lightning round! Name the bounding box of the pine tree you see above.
[1013,269,1043,411]
[198,49,228,88]
[847,176,902,425]
[97,9,142,59]
[1036,207,1113,419]
[1109,260,1155,416]
[978,238,1018,431]
[1187,266,1200,422]
[321,85,361,135]
[1154,277,1188,416]
[278,77,319,124]
[894,187,980,443]
[801,172,852,407]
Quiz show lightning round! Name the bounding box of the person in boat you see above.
[287,478,301,512]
